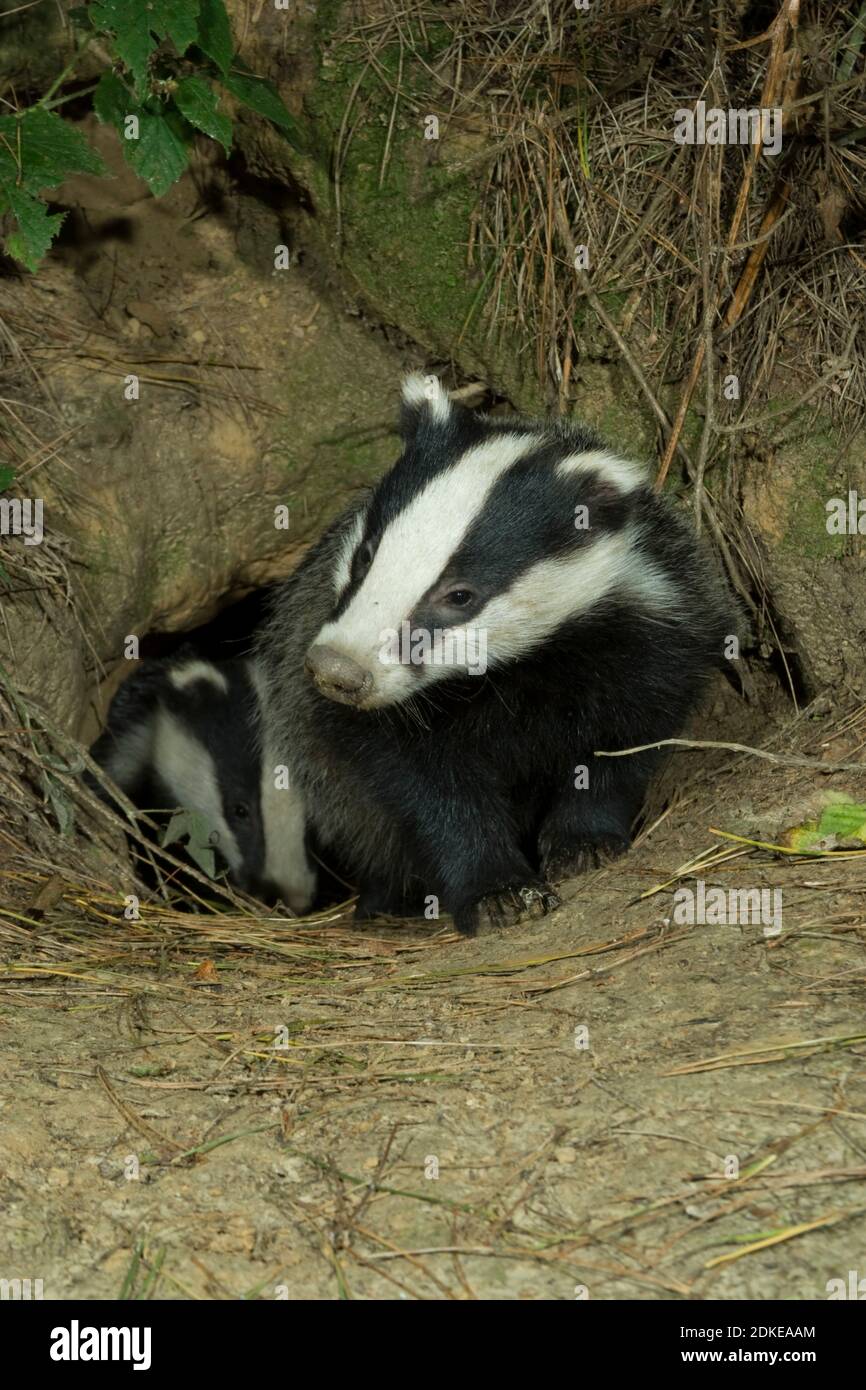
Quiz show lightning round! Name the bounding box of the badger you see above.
[258,375,739,934]
[88,648,316,912]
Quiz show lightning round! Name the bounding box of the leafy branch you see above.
[0,0,303,271]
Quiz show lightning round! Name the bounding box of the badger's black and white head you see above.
[92,652,315,913]
[305,373,678,710]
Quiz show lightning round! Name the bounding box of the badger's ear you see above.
[399,372,453,441]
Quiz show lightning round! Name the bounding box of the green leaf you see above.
[0,467,15,491]
[196,0,233,74]
[0,109,103,269]
[93,71,134,129]
[817,796,866,841]
[44,771,75,837]
[0,183,66,271]
[221,65,304,149]
[127,105,191,196]
[95,81,192,196]
[89,0,202,93]
[175,75,231,153]
[0,107,105,191]
[162,808,218,878]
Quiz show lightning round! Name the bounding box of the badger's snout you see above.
[305,644,374,706]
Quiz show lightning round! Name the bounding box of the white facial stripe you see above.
[169,660,229,694]
[332,509,366,598]
[153,709,242,872]
[401,371,451,423]
[556,449,648,494]
[473,526,679,666]
[317,432,541,664]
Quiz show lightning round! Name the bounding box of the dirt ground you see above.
[2,693,866,1301]
[2,130,865,1304]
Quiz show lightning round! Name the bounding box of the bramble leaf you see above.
[94,80,192,196]
[0,109,103,269]
[1,183,66,271]
[93,70,133,128]
[221,64,304,149]
[127,105,192,196]
[0,107,105,189]
[196,0,233,75]
[89,0,202,93]
[175,76,231,153]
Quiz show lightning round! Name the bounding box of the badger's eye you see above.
[446,589,474,608]
[355,539,376,574]
[233,802,249,819]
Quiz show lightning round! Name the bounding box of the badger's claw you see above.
[456,882,561,935]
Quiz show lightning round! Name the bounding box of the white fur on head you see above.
[333,509,367,598]
[169,660,229,694]
[401,372,452,425]
[556,448,648,494]
[314,431,541,707]
[472,525,678,668]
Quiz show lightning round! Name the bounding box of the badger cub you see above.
[259,375,738,933]
[89,648,315,912]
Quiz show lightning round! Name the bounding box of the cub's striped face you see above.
[306,374,674,710]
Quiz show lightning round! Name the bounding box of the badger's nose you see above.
[305,645,373,706]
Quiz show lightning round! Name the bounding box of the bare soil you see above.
[2,703,865,1301]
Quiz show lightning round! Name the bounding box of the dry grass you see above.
[343,0,865,427]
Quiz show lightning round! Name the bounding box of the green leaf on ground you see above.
[783,794,866,851]
[175,76,231,153]
[818,795,866,841]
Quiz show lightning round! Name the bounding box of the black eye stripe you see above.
[352,535,377,570]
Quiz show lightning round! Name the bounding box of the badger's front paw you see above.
[540,831,630,883]
[455,882,561,935]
